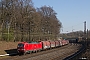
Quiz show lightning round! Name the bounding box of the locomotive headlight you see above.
[21,49,25,50]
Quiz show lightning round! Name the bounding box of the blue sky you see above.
[32,0,90,33]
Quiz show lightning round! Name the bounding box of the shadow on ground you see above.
[5,49,18,56]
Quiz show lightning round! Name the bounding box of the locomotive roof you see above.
[19,41,39,43]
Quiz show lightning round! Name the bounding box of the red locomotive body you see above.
[17,42,42,54]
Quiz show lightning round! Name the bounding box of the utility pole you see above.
[84,21,87,47]
[84,21,86,40]
[84,21,86,35]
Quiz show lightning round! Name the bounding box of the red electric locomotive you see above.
[17,42,42,54]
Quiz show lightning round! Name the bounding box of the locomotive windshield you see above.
[18,43,24,47]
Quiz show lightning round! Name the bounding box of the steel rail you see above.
[64,42,86,60]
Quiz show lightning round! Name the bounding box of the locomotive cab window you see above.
[18,43,24,47]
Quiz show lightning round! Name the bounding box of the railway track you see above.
[64,44,85,60]
[0,44,80,60]
[64,41,89,60]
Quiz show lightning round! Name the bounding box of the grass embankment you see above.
[0,41,19,55]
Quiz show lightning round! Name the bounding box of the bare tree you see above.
[37,6,62,40]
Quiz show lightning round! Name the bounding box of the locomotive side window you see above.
[18,43,24,47]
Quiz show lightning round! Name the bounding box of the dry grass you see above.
[0,41,19,55]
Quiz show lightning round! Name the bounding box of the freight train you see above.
[17,39,69,55]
